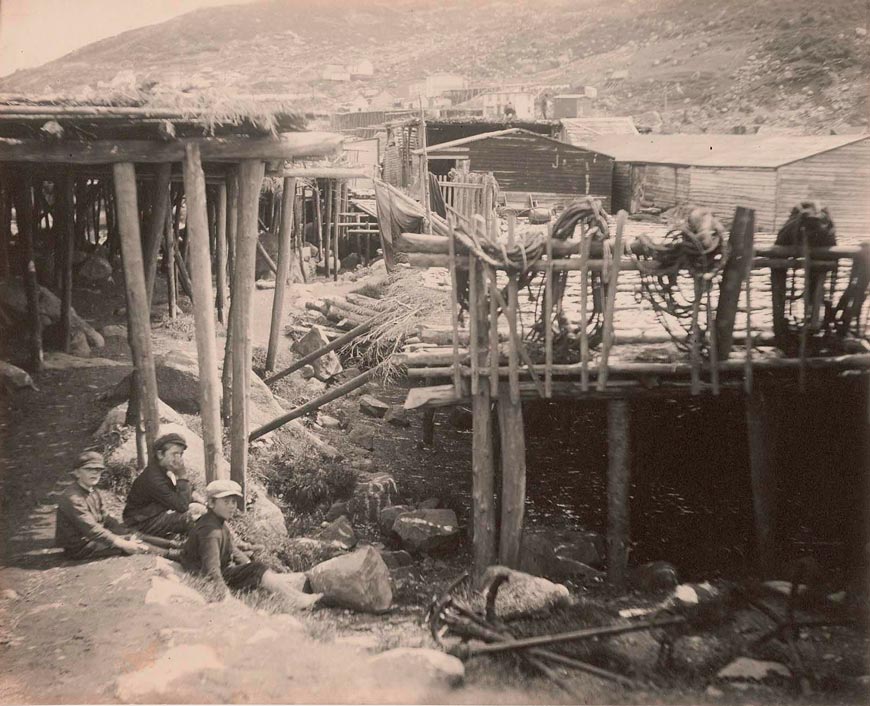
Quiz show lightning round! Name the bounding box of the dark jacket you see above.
[122,463,192,527]
[56,483,126,554]
[180,510,249,597]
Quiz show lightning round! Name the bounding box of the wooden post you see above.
[715,207,755,359]
[13,171,43,372]
[333,178,342,280]
[226,170,238,282]
[113,162,160,459]
[607,399,631,589]
[745,389,777,575]
[498,394,526,568]
[265,176,296,373]
[215,181,228,326]
[164,205,177,319]
[314,182,324,275]
[222,170,239,421]
[230,159,265,503]
[324,179,333,279]
[143,164,172,311]
[183,144,225,484]
[58,170,75,352]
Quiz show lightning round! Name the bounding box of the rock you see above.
[602,629,662,673]
[350,472,398,523]
[282,537,346,570]
[670,634,731,674]
[856,27,867,37]
[480,566,571,620]
[378,504,414,535]
[630,561,679,592]
[318,414,342,429]
[325,501,350,522]
[340,252,362,272]
[359,394,390,418]
[392,509,459,555]
[300,364,316,380]
[367,648,464,687]
[705,686,724,698]
[292,326,342,381]
[348,425,375,451]
[78,254,113,281]
[417,497,440,510]
[115,644,223,701]
[101,324,127,338]
[0,360,37,393]
[95,398,186,437]
[43,352,124,369]
[316,516,357,550]
[306,545,392,613]
[384,406,411,428]
[255,278,276,290]
[68,329,91,357]
[379,549,413,569]
[519,529,606,579]
[716,657,792,682]
[1,589,20,600]
[145,576,207,606]
[551,557,604,583]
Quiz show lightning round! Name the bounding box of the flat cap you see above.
[74,451,105,471]
[154,432,188,452]
[206,479,243,500]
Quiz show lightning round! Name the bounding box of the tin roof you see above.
[560,117,639,146]
[586,133,870,168]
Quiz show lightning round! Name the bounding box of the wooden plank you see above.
[498,393,526,568]
[472,372,496,585]
[488,265,499,400]
[597,211,626,391]
[606,399,631,589]
[265,177,296,372]
[164,205,177,319]
[333,178,342,280]
[230,159,265,504]
[447,219,462,396]
[716,207,755,359]
[745,390,777,575]
[113,162,160,458]
[469,253,479,395]
[544,221,553,398]
[314,182,324,274]
[579,223,591,391]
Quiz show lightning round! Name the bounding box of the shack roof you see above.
[561,117,639,146]
[414,127,606,156]
[585,133,870,169]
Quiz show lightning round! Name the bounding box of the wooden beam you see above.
[12,171,43,372]
[281,166,367,179]
[183,144,225,484]
[472,376,497,585]
[745,389,777,575]
[265,177,296,372]
[221,170,239,422]
[113,162,160,458]
[144,163,172,310]
[215,181,228,325]
[0,132,343,164]
[716,207,755,359]
[606,399,631,589]
[230,159,265,503]
[163,205,177,319]
[57,170,75,352]
[497,393,526,568]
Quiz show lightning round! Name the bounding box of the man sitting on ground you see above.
[56,451,169,559]
[123,432,206,537]
[179,479,319,607]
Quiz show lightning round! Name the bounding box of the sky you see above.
[0,0,256,77]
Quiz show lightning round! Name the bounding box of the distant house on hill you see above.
[588,133,870,242]
[410,73,467,99]
[551,89,598,119]
[322,64,350,82]
[481,90,536,120]
[560,117,639,148]
[349,59,374,80]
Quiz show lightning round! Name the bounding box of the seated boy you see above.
[179,479,319,607]
[123,432,206,537]
[56,451,170,560]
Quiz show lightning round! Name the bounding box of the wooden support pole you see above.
[333,179,342,280]
[716,207,755,359]
[230,159,265,503]
[324,180,333,279]
[265,177,296,373]
[215,181,228,326]
[12,171,43,372]
[597,211,626,391]
[113,162,160,459]
[606,398,631,589]
[58,170,75,352]
[226,170,238,282]
[0,173,10,279]
[745,389,777,575]
[164,205,177,319]
[143,164,172,310]
[447,219,462,396]
[472,377,497,584]
[183,144,225,484]
[498,392,526,568]
[314,182,324,275]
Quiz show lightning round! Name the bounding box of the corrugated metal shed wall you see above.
[632,165,689,209]
[612,163,632,211]
[688,168,777,230]
[775,138,870,246]
[467,133,613,207]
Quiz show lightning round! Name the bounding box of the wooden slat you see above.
[597,211,626,391]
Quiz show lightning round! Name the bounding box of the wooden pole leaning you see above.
[113,162,160,459]
[58,170,75,353]
[230,159,265,503]
[745,389,777,575]
[183,144,225,484]
[265,176,296,373]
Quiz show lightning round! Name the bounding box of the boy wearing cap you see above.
[123,432,206,537]
[56,452,164,559]
[180,480,320,607]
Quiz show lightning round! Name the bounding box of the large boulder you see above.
[292,325,342,381]
[349,472,398,523]
[78,253,113,281]
[630,561,680,593]
[392,509,459,555]
[0,360,37,393]
[316,516,357,550]
[480,566,570,621]
[95,398,186,437]
[359,394,389,419]
[306,545,392,613]
[519,529,606,580]
[378,504,414,536]
[367,648,464,688]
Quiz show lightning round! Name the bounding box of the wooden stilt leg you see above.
[314,183,324,276]
[58,170,75,352]
[324,180,333,279]
[745,389,777,575]
[13,171,43,373]
[113,162,160,460]
[215,181,228,326]
[230,159,265,504]
[183,144,226,484]
[472,379,496,584]
[333,179,341,280]
[607,399,631,589]
[265,177,296,373]
[498,395,526,568]
[144,164,172,311]
[222,171,239,421]
[164,207,177,319]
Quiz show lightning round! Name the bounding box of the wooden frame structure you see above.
[0,98,342,501]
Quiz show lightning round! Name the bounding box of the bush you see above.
[260,451,359,516]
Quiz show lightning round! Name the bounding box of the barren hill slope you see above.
[1,0,867,133]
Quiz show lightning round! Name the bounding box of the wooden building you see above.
[589,134,870,241]
[559,117,638,148]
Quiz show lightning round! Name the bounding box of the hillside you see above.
[1,0,868,134]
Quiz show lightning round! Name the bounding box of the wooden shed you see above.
[417,128,614,210]
[589,134,870,241]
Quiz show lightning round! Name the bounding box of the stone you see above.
[378,504,414,535]
[480,566,571,621]
[316,516,357,550]
[282,537,346,570]
[384,406,411,428]
[306,545,392,613]
[115,644,223,701]
[101,324,127,338]
[0,360,37,393]
[392,509,460,555]
[255,278,276,290]
[348,425,375,451]
[69,330,91,358]
[856,27,867,37]
[519,529,606,579]
[95,398,186,437]
[367,648,464,687]
[1,589,20,600]
[292,325,342,381]
[417,497,440,510]
[78,254,113,281]
[318,414,342,429]
[670,634,731,674]
[716,657,792,682]
[339,252,362,272]
[630,561,680,592]
[325,501,350,522]
[551,557,605,583]
[350,473,398,523]
[359,394,390,418]
[43,352,124,369]
[379,549,413,569]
